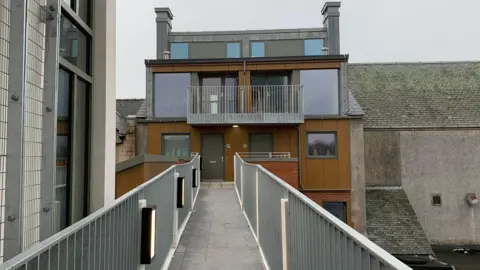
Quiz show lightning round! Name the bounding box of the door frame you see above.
[248,132,274,153]
[200,133,225,181]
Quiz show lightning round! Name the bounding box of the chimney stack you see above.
[154,8,173,59]
[321,2,341,55]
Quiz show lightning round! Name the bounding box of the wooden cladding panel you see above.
[150,61,342,73]
[300,119,351,190]
[250,161,299,189]
[57,120,68,135]
[147,123,298,181]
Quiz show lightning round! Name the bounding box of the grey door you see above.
[201,134,224,180]
[249,133,273,154]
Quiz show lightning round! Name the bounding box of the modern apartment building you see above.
[0,0,115,262]
[138,2,367,232]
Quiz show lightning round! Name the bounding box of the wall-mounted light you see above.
[140,205,157,265]
[177,177,185,208]
[192,168,198,188]
[232,125,239,128]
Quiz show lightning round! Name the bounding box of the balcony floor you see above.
[168,182,264,270]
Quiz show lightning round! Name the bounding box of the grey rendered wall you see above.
[135,123,148,156]
[363,131,402,186]
[399,130,480,245]
[190,42,226,59]
[169,29,326,58]
[349,119,366,234]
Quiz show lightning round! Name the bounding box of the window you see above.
[170,43,189,59]
[432,194,442,206]
[227,42,241,58]
[323,202,347,223]
[307,132,337,158]
[162,134,190,157]
[300,69,339,115]
[154,73,191,118]
[304,39,324,56]
[60,14,91,74]
[251,42,265,57]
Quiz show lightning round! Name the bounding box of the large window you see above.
[323,202,347,223]
[60,14,91,74]
[307,132,337,158]
[251,42,265,57]
[300,69,339,115]
[198,74,238,114]
[251,72,290,113]
[162,134,190,157]
[154,73,190,118]
[171,43,189,59]
[304,39,324,56]
[227,42,241,58]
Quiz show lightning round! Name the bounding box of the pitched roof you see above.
[366,188,434,255]
[116,99,145,117]
[348,62,480,128]
[136,100,147,118]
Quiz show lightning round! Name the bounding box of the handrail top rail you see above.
[234,152,411,270]
[188,84,303,89]
[0,155,200,268]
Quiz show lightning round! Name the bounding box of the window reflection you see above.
[307,133,337,157]
[163,135,190,157]
[60,15,90,74]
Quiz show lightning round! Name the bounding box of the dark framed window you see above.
[170,43,189,59]
[304,39,324,56]
[307,132,337,158]
[251,42,265,57]
[227,42,241,58]
[60,14,91,74]
[162,134,191,157]
[323,202,347,223]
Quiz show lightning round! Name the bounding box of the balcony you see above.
[187,85,304,125]
[0,154,412,270]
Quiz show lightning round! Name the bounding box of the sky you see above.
[116,0,480,99]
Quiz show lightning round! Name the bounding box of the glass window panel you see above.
[307,133,337,157]
[323,202,347,223]
[78,0,91,26]
[304,39,324,56]
[251,42,265,57]
[60,15,91,74]
[300,69,339,115]
[163,135,190,157]
[227,42,241,58]
[154,73,190,118]
[58,69,70,118]
[170,43,189,59]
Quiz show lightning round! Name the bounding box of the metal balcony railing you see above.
[0,155,201,270]
[237,152,292,158]
[234,153,412,270]
[187,85,304,124]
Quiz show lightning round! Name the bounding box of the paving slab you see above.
[168,182,264,270]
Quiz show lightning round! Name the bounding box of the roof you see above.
[136,100,147,118]
[348,62,480,128]
[116,99,145,117]
[116,112,128,135]
[366,188,434,255]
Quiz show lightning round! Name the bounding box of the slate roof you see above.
[116,99,145,117]
[366,188,434,255]
[116,112,128,135]
[348,62,480,128]
[136,100,147,118]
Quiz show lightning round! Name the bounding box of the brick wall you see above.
[250,161,298,189]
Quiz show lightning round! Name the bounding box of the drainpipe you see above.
[294,125,303,190]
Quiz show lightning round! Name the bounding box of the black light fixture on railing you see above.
[200,157,203,170]
[140,204,157,265]
[177,177,185,208]
[192,168,197,188]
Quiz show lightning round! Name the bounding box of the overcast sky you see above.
[116,0,479,98]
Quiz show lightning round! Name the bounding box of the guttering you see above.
[144,54,349,66]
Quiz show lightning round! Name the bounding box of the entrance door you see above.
[201,134,224,181]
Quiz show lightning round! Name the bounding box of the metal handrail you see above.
[237,152,291,158]
[234,153,411,270]
[0,155,202,270]
[187,85,304,124]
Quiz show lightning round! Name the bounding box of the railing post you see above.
[281,198,289,270]
[173,171,179,248]
[255,167,260,238]
[240,164,244,208]
[190,164,194,211]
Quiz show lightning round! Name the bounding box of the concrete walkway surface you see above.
[168,182,265,270]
